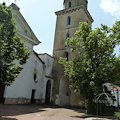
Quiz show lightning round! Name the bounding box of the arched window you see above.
[33,69,39,83]
[68,1,71,8]
[67,16,71,25]
[34,73,37,81]
[64,52,69,61]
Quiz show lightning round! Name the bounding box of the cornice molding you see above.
[55,5,94,23]
[17,32,39,45]
[12,8,41,45]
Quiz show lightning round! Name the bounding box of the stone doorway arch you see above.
[58,76,70,106]
[45,80,51,104]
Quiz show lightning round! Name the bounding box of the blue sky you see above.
[1,0,120,55]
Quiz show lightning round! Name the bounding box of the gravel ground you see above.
[0,104,86,120]
[0,104,115,120]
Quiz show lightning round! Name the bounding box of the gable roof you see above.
[10,3,41,45]
[38,53,54,58]
[33,51,45,64]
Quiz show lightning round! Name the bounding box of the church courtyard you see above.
[0,104,115,120]
[0,104,85,120]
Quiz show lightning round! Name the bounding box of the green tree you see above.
[59,21,120,102]
[0,3,30,85]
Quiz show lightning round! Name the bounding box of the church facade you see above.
[52,0,93,107]
[0,3,54,104]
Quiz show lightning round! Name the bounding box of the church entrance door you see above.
[0,81,5,103]
[45,80,51,104]
[31,89,36,103]
[58,76,70,106]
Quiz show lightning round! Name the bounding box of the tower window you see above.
[64,52,69,61]
[66,33,69,38]
[68,2,71,8]
[65,33,70,47]
[67,16,71,25]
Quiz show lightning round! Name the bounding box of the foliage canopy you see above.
[0,3,30,85]
[59,21,120,100]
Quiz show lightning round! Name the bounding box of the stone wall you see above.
[5,98,45,104]
[4,98,31,104]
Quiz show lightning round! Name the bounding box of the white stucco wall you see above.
[3,6,54,104]
[38,54,54,102]
[4,51,44,100]
[4,43,54,103]
[39,54,54,77]
[4,46,54,103]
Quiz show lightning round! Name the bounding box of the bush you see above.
[115,110,120,120]
[86,101,97,115]
[86,101,108,116]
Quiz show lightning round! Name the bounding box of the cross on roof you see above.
[14,0,19,4]
[14,0,16,4]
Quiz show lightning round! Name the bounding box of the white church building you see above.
[0,3,54,104]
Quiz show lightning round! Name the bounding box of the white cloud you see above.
[100,0,120,19]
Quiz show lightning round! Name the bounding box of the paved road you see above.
[0,104,87,120]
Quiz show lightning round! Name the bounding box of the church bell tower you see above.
[52,0,93,107]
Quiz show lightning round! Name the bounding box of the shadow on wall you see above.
[0,117,18,120]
